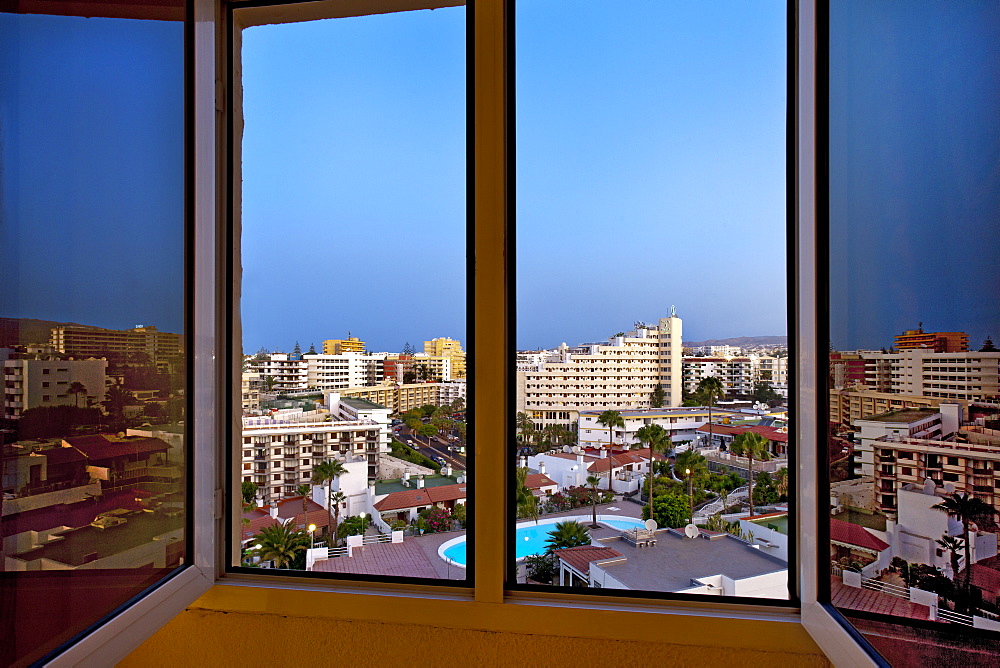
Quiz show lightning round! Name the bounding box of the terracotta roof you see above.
[373,483,468,512]
[587,448,666,473]
[63,434,169,461]
[830,518,889,553]
[38,447,86,466]
[241,508,280,541]
[695,424,788,443]
[271,497,327,524]
[524,473,557,489]
[553,545,625,575]
[965,554,1000,595]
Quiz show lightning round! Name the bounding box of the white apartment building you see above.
[854,350,1000,401]
[304,352,386,390]
[515,316,683,430]
[683,355,789,398]
[437,380,466,407]
[2,358,108,419]
[240,393,391,505]
[577,407,746,448]
[852,405,962,478]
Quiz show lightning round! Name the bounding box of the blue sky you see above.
[829,1,1000,351]
[0,14,185,333]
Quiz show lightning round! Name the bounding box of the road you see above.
[393,426,468,471]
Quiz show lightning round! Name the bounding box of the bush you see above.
[641,492,690,529]
[452,503,467,528]
[419,506,453,533]
[524,553,558,584]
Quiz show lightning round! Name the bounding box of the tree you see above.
[292,341,301,356]
[730,431,772,517]
[420,404,439,418]
[596,410,625,492]
[452,502,467,528]
[312,459,347,540]
[241,480,259,505]
[516,412,536,445]
[696,376,726,449]
[102,379,137,433]
[935,534,965,581]
[67,381,87,408]
[329,491,346,541]
[752,471,779,506]
[650,383,665,408]
[515,467,539,522]
[635,422,670,521]
[402,342,415,357]
[586,475,601,528]
[642,492,689,529]
[337,514,368,540]
[524,553,558,584]
[544,521,591,552]
[307,343,317,355]
[675,449,710,492]
[416,423,439,441]
[296,483,311,525]
[933,492,999,603]
[750,381,780,404]
[251,521,308,569]
[404,413,423,436]
[263,375,277,393]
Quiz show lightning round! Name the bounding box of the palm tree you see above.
[696,376,726,449]
[635,423,670,523]
[67,381,87,408]
[312,459,347,540]
[730,431,771,517]
[295,483,311,527]
[515,467,539,523]
[586,475,601,528]
[251,521,308,569]
[935,534,965,581]
[515,412,536,445]
[596,410,624,492]
[544,520,591,552]
[329,491,346,542]
[933,492,998,602]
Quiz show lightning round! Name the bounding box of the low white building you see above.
[577,407,745,449]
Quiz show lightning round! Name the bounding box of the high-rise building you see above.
[515,316,683,430]
[893,327,968,353]
[322,337,365,355]
[423,337,466,379]
[50,325,183,363]
[2,358,108,419]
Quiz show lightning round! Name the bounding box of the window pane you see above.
[827,0,1000,658]
[235,5,468,582]
[515,1,789,598]
[0,6,187,665]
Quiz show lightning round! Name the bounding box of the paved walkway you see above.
[831,576,930,620]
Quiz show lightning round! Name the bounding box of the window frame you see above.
[43,0,883,664]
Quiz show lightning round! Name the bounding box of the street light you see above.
[308,523,317,548]
[685,468,693,523]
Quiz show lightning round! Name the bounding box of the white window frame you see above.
[46,1,880,665]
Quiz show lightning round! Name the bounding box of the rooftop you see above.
[340,396,387,411]
[375,474,462,496]
[593,530,787,592]
[860,409,939,424]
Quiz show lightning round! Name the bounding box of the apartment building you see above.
[322,336,365,354]
[515,316,683,430]
[2,358,108,419]
[836,349,1000,402]
[424,337,466,379]
[576,406,746,448]
[683,355,789,397]
[412,353,452,381]
[240,393,390,505]
[830,388,967,427]
[304,352,385,389]
[339,382,444,414]
[853,405,962,478]
[50,324,183,362]
[893,328,968,353]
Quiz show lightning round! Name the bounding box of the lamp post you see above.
[685,468,693,523]
[308,523,316,548]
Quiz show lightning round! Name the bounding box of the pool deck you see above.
[310,499,647,581]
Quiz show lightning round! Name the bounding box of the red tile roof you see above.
[63,434,169,461]
[830,518,889,553]
[553,545,625,575]
[695,424,788,443]
[241,508,280,541]
[587,448,666,473]
[373,483,468,512]
[965,554,1000,595]
[270,497,329,528]
[38,447,86,466]
[524,473,557,489]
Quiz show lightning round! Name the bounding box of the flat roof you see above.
[341,396,387,411]
[593,530,786,592]
[860,409,939,424]
[375,475,461,496]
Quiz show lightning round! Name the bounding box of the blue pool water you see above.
[440,516,645,566]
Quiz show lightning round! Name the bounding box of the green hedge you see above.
[390,439,441,473]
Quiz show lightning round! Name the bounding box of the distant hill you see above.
[0,317,103,348]
[683,335,787,348]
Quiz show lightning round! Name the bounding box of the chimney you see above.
[538,462,546,476]
[576,454,585,465]
[417,476,425,489]
[268,505,278,519]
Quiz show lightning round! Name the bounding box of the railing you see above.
[362,534,392,545]
[861,577,909,600]
[327,546,349,558]
[939,609,974,627]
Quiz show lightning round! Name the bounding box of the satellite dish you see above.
[684,523,699,539]
[644,519,657,531]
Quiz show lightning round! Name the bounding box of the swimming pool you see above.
[438,514,646,568]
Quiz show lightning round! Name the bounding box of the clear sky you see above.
[0,14,185,333]
[829,1,1000,351]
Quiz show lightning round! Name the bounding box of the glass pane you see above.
[827,0,1000,658]
[515,1,789,598]
[0,6,187,665]
[236,5,468,582]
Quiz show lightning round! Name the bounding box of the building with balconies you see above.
[2,358,108,419]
